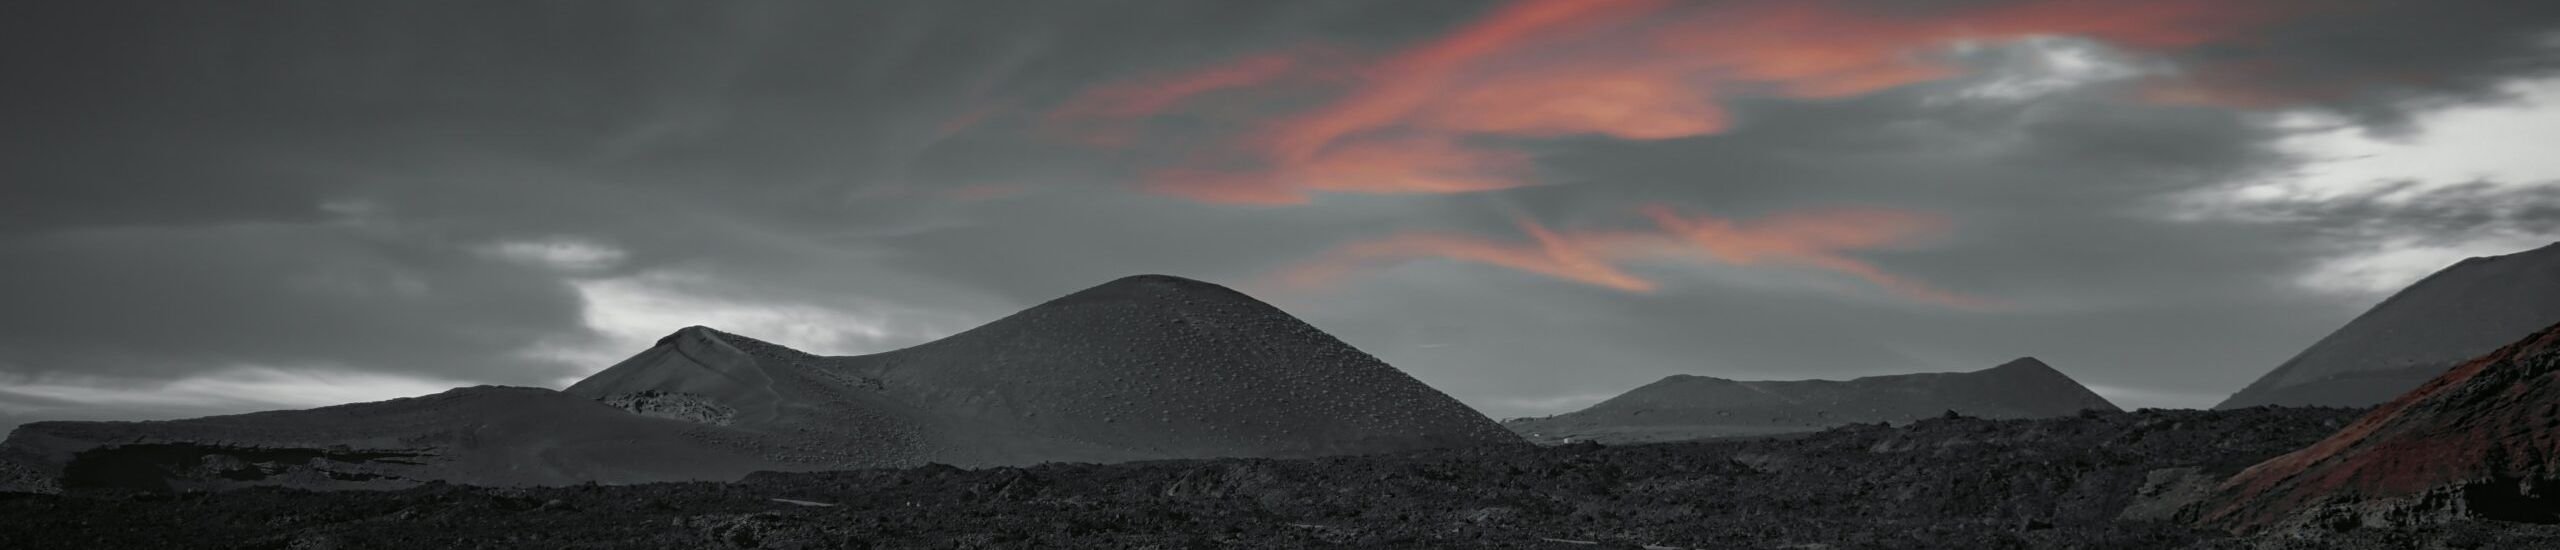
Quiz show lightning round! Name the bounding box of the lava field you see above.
[13,406,2556,549]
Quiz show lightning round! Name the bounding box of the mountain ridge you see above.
[3,274,1520,492]
[574,273,1525,467]
[1503,357,2120,444]
[2218,241,2560,409]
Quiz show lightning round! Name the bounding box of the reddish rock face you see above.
[2199,322,2560,532]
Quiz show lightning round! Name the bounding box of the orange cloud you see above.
[1426,70,1729,139]
[1050,0,2309,204]
[1263,0,1668,161]
[1050,52,1300,121]
[1284,204,1986,307]
[1138,168,1303,205]
[1282,214,1655,291]
[1143,133,1535,205]
[1043,52,1306,147]
[939,183,1035,202]
[1638,205,1985,308]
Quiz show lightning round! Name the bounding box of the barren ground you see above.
[8,407,2557,549]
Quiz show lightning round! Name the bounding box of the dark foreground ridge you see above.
[1505,357,2121,444]
[2200,321,2560,535]
[21,407,2536,549]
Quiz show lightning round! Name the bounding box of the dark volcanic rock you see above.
[2218,241,2560,409]
[2199,322,2560,534]
[1504,357,2120,444]
[0,386,795,493]
[0,407,2386,549]
[567,274,1522,469]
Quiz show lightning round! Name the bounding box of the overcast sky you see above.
[5,0,2559,430]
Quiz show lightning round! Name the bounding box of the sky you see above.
[4,0,2559,430]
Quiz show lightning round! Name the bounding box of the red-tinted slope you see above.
[2199,322,2560,532]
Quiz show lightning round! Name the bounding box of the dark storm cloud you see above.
[2150,0,2560,132]
[2,0,2558,426]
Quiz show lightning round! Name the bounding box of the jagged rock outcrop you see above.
[2219,242,2560,409]
[1502,357,2120,444]
[2197,322,2560,534]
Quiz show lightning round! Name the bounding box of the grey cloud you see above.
[2165,0,2560,133]
[0,0,1470,414]
[2239,179,2560,244]
[3,1,2559,427]
[1845,0,2560,133]
[0,221,588,383]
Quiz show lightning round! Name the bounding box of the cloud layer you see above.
[3,0,2558,428]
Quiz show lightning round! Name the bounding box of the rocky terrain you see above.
[1504,358,2120,444]
[2199,321,2560,538]
[14,406,2487,550]
[0,274,1519,492]
[2219,242,2560,409]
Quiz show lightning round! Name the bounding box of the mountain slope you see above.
[2197,322,2560,533]
[2,274,1519,492]
[566,274,1522,468]
[2219,242,2560,409]
[1502,357,2120,444]
[0,386,794,493]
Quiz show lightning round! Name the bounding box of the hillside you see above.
[1,274,1519,492]
[1502,357,2120,444]
[2198,322,2560,534]
[2218,242,2560,409]
[569,273,1521,467]
[0,386,794,493]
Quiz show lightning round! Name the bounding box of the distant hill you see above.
[567,274,1521,467]
[2198,322,2560,533]
[1502,357,2120,444]
[2,274,1518,492]
[0,386,795,493]
[2218,242,2560,409]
